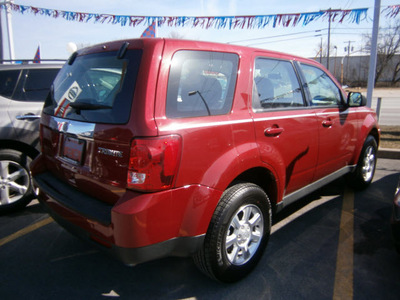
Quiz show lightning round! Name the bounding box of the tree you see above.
[168,31,185,39]
[313,40,336,61]
[365,20,400,84]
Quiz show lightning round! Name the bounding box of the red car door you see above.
[251,57,318,196]
[299,63,359,180]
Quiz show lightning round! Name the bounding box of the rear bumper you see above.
[44,202,204,265]
[33,171,220,265]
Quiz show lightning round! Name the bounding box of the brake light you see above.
[127,135,182,192]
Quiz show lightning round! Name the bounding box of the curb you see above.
[378,148,400,160]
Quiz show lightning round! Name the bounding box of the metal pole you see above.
[1,0,14,61]
[376,97,382,122]
[0,5,3,62]
[366,0,381,108]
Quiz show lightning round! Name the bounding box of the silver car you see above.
[0,63,62,213]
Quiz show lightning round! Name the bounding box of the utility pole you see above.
[320,37,323,64]
[343,40,354,84]
[333,45,337,77]
[366,0,381,108]
[327,8,332,71]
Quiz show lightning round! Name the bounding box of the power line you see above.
[244,34,324,46]
[237,32,364,47]
[228,29,326,44]
[228,26,390,45]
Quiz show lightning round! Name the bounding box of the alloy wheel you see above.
[0,160,30,205]
[225,204,264,265]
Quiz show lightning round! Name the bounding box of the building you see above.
[318,54,400,87]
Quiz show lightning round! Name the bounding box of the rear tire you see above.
[0,149,35,214]
[349,136,378,190]
[193,183,271,282]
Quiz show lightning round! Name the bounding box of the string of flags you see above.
[0,3,399,31]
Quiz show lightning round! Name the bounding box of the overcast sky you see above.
[1,0,399,60]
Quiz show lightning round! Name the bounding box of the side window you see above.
[14,69,60,101]
[300,64,342,106]
[0,70,20,98]
[253,58,304,110]
[166,50,239,118]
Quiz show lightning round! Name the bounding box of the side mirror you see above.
[347,92,366,107]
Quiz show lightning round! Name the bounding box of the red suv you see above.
[32,38,379,282]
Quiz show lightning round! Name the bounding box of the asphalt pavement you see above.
[0,158,399,299]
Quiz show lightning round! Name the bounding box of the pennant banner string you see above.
[382,4,400,18]
[0,3,399,30]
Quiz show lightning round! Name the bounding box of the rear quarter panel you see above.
[154,40,265,191]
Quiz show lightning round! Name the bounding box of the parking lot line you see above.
[333,187,354,299]
[0,217,53,247]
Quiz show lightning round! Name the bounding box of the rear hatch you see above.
[40,44,143,205]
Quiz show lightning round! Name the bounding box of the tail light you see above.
[127,135,182,192]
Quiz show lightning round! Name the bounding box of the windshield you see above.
[43,50,142,124]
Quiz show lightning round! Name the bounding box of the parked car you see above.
[0,62,62,213]
[391,178,400,253]
[31,38,380,282]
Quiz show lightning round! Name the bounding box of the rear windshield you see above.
[43,50,142,124]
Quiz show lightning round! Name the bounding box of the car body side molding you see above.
[277,165,356,212]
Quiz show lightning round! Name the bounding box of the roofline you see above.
[151,38,316,62]
[0,63,64,69]
[0,59,66,64]
[76,37,322,67]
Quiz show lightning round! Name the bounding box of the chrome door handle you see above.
[16,114,41,121]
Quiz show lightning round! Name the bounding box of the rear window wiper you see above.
[69,101,112,114]
[69,102,112,111]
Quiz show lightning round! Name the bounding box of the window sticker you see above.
[55,81,82,117]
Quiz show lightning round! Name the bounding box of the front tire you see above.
[194,183,271,282]
[0,149,35,214]
[349,135,378,189]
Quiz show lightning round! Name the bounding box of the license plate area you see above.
[62,136,85,164]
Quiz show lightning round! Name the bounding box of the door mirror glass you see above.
[347,92,366,107]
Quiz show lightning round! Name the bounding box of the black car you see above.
[391,178,400,253]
